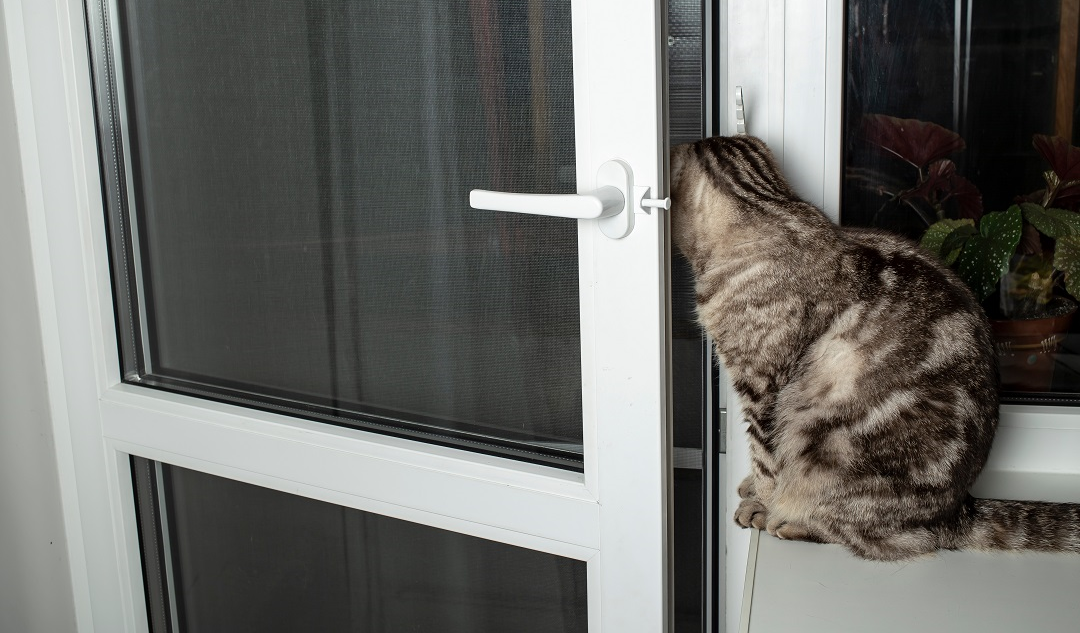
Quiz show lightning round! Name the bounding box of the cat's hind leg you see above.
[771,522,824,543]
[842,527,937,562]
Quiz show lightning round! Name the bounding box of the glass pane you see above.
[100,0,581,465]
[132,458,587,633]
[669,0,709,452]
[668,1,714,630]
[842,0,1080,402]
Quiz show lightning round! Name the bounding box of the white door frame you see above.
[722,3,1080,632]
[6,0,673,630]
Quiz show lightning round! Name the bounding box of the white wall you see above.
[0,3,78,630]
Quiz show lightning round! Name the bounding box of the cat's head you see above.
[669,134,782,206]
[669,135,783,263]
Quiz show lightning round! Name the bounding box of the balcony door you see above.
[13,0,671,630]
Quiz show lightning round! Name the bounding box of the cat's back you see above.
[836,226,990,331]
[777,224,999,471]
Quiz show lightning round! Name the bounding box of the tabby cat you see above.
[670,135,1080,561]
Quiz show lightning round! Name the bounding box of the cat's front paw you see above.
[737,475,757,500]
[734,498,768,530]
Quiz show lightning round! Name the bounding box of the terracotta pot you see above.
[990,298,1077,391]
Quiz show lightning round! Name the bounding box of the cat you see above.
[670,134,1080,561]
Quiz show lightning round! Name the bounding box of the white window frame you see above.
[721,2,1080,631]
[6,0,674,630]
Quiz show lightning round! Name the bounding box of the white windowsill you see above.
[973,404,1080,503]
[740,528,1080,633]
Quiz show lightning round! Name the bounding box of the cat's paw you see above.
[734,499,768,529]
[737,476,757,500]
[768,521,818,542]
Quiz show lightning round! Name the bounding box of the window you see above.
[842,0,1080,403]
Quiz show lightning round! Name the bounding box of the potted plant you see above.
[857,114,1080,390]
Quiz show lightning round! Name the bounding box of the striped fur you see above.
[671,135,1080,561]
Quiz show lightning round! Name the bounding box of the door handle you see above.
[469,186,625,220]
[470,159,666,239]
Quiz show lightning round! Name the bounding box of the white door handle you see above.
[470,159,637,239]
[469,186,625,220]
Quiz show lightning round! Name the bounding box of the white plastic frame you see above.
[723,3,1080,632]
[6,0,671,631]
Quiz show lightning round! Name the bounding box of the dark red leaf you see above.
[901,159,983,220]
[903,159,956,202]
[862,114,965,169]
[925,158,958,181]
[1014,189,1045,205]
[949,174,984,220]
[1054,183,1080,211]
[1033,134,1080,181]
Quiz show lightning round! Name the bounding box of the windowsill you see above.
[740,528,1080,633]
[736,405,1080,632]
[971,404,1080,503]
[971,470,1080,504]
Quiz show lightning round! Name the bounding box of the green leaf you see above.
[1020,202,1080,238]
[1054,235,1080,299]
[956,206,1023,301]
[920,218,974,263]
[979,205,1021,239]
[939,225,978,265]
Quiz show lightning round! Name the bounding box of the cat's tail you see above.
[940,495,1080,553]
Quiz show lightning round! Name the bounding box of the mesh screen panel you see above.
[115,0,582,454]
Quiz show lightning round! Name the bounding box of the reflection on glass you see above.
[843,0,1080,400]
[668,0,709,629]
[109,0,581,463]
[135,459,587,633]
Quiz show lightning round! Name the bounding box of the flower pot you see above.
[990,297,1077,391]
